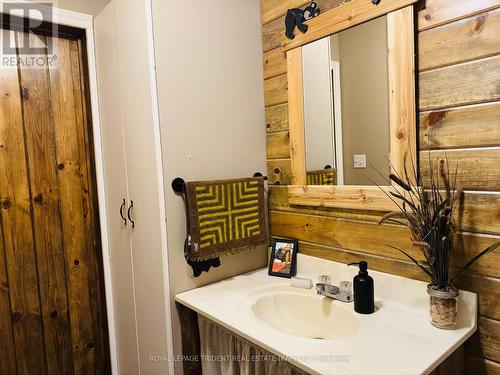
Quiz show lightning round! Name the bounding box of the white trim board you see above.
[0,0,92,29]
[330,58,344,185]
[144,0,175,373]
[0,3,119,374]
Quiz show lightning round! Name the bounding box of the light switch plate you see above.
[354,154,366,169]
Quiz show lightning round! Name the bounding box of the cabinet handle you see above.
[127,200,135,228]
[120,199,127,225]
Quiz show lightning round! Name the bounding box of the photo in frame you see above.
[268,238,298,278]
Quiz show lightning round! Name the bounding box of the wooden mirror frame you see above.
[285,0,418,212]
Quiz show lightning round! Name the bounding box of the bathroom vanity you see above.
[176,254,477,375]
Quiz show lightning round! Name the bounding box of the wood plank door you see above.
[0,28,110,375]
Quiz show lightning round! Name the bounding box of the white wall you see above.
[150,0,267,373]
[34,0,111,16]
[303,37,335,171]
[338,16,390,185]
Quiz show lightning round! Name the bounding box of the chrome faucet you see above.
[316,275,353,303]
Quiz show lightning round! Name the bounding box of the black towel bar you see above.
[171,177,186,194]
[171,173,268,194]
[253,172,268,181]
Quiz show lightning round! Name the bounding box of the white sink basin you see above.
[251,291,360,340]
[177,254,478,375]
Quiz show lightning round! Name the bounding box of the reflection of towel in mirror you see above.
[184,177,268,276]
[306,168,337,185]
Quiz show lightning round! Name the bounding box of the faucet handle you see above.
[339,281,352,295]
[318,275,331,284]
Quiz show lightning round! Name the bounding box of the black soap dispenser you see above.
[348,261,374,314]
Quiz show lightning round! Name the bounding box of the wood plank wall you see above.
[0,31,110,374]
[260,0,500,373]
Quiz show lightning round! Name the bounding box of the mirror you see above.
[302,15,390,186]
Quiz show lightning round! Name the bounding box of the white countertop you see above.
[175,254,477,375]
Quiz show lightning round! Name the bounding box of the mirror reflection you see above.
[302,15,390,186]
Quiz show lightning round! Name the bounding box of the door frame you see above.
[330,59,344,185]
[0,2,119,373]
[144,0,176,372]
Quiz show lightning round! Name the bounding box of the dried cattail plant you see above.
[377,150,499,290]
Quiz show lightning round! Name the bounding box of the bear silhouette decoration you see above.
[285,0,383,40]
[285,2,320,40]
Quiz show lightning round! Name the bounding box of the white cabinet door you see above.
[94,3,140,374]
[112,0,173,374]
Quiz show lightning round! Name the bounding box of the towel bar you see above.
[171,173,268,194]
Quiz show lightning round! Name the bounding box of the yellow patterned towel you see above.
[306,168,337,185]
[185,177,268,262]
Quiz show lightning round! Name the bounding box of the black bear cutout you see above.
[303,2,320,19]
[285,2,320,40]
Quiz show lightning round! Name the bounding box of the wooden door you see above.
[0,28,110,375]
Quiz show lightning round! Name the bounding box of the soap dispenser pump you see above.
[348,261,374,314]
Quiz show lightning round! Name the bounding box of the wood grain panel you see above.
[280,213,463,273]
[74,39,110,374]
[455,192,500,235]
[0,39,46,375]
[0,216,16,375]
[419,8,500,71]
[456,274,500,323]
[270,211,500,278]
[265,103,289,133]
[296,241,500,320]
[177,302,202,375]
[49,37,94,374]
[263,48,287,80]
[270,185,395,222]
[420,148,500,191]
[314,0,352,15]
[0,69,18,374]
[429,345,464,375]
[266,131,290,159]
[287,48,306,184]
[264,74,288,107]
[419,55,500,111]
[418,0,500,31]
[17,33,73,375]
[464,354,500,375]
[287,185,399,211]
[261,0,348,52]
[267,158,292,185]
[286,185,500,234]
[281,0,417,51]
[288,185,500,234]
[262,18,284,53]
[420,102,500,149]
[466,317,500,363]
[260,0,308,25]
[271,185,500,235]
[387,6,417,179]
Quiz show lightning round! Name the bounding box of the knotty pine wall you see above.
[260,0,500,373]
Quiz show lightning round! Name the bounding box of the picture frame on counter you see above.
[268,238,298,278]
